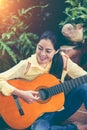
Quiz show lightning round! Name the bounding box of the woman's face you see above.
[36,39,57,65]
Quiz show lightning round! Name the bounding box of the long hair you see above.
[39,31,63,79]
[49,50,63,79]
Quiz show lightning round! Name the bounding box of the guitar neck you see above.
[47,75,87,97]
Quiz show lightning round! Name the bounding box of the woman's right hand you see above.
[20,90,40,103]
[13,88,40,104]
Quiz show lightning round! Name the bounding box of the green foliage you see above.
[0,32,39,63]
[18,4,48,15]
[0,3,48,70]
[59,0,87,41]
[0,39,17,63]
[16,32,39,61]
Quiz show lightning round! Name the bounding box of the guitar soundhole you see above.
[39,88,49,100]
[36,86,51,104]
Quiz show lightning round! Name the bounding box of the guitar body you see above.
[0,74,64,129]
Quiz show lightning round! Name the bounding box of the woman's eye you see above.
[38,47,43,50]
[46,50,51,53]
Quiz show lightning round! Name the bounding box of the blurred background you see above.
[0,0,87,72]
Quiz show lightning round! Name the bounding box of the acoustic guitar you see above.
[0,73,87,129]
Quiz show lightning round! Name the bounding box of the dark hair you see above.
[40,31,63,79]
[40,31,58,50]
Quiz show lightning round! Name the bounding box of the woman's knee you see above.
[31,119,50,130]
[81,83,87,90]
[72,83,87,94]
[72,83,87,102]
[77,83,87,94]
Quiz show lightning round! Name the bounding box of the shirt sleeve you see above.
[0,81,14,96]
[67,58,87,79]
[0,59,27,96]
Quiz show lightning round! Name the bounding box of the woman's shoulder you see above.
[60,51,69,58]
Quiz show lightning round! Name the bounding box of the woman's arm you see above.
[0,59,40,103]
[0,79,39,103]
[0,80,15,96]
[67,58,87,78]
[0,60,27,96]
[0,59,27,80]
[0,80,39,103]
[61,51,87,81]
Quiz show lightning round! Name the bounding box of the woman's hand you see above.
[19,90,40,103]
[13,88,40,104]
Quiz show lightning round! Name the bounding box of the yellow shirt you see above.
[0,53,86,96]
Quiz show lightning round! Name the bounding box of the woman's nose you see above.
[41,50,46,55]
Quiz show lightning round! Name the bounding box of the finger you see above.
[28,100,34,104]
[32,91,40,99]
[32,91,39,94]
[32,96,39,100]
[34,95,40,100]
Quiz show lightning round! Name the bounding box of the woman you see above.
[0,31,87,130]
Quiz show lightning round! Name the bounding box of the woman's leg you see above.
[31,84,87,130]
[31,119,77,130]
[56,84,87,123]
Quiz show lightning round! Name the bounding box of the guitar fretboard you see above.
[47,75,87,97]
